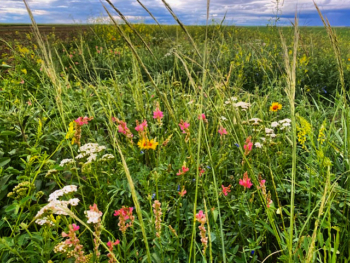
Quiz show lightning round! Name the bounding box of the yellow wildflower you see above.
[270,102,282,112]
[65,121,75,139]
[137,138,159,150]
[297,116,312,150]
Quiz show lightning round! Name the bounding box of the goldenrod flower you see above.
[137,138,159,150]
[270,102,282,112]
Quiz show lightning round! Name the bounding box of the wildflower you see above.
[179,120,190,133]
[73,116,93,146]
[234,143,240,147]
[85,203,102,224]
[20,80,24,84]
[199,167,205,177]
[152,193,156,199]
[239,172,253,189]
[221,185,231,196]
[220,116,228,121]
[265,128,274,134]
[178,186,187,197]
[271,121,279,128]
[225,97,238,104]
[107,240,120,251]
[318,120,326,145]
[114,206,134,234]
[244,136,253,155]
[198,113,207,121]
[58,224,88,262]
[74,116,92,126]
[26,100,32,106]
[297,116,311,150]
[259,179,266,187]
[254,142,263,148]
[278,118,292,124]
[135,120,147,132]
[65,121,75,142]
[177,163,189,176]
[153,104,164,122]
[249,118,262,125]
[270,102,282,112]
[218,126,228,136]
[234,101,251,110]
[137,138,159,150]
[59,158,75,167]
[196,211,208,255]
[153,200,162,238]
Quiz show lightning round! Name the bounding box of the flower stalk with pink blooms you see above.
[179,119,190,142]
[243,136,253,155]
[153,102,164,125]
[56,224,88,262]
[198,113,208,123]
[112,117,133,142]
[178,186,187,197]
[114,206,135,235]
[135,120,148,138]
[218,126,228,136]
[196,210,208,255]
[239,172,253,189]
[176,162,189,176]
[153,200,162,238]
[221,185,231,196]
[85,204,103,257]
[106,240,120,263]
[73,116,93,146]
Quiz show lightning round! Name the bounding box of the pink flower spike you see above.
[72,223,80,231]
[111,116,117,123]
[196,210,206,223]
[218,127,228,136]
[259,179,266,187]
[135,120,147,132]
[198,114,206,120]
[153,108,164,120]
[176,166,189,176]
[179,121,190,133]
[74,116,90,126]
[239,172,253,189]
[20,80,24,84]
[221,185,231,196]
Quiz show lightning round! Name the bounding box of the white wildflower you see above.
[35,217,54,226]
[69,198,80,206]
[234,101,251,110]
[265,128,274,134]
[85,210,102,224]
[101,154,115,161]
[254,142,263,148]
[220,116,228,121]
[249,118,262,125]
[279,118,292,124]
[261,137,266,142]
[267,133,277,138]
[271,121,279,128]
[59,158,75,167]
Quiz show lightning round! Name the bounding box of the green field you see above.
[1,6,350,263]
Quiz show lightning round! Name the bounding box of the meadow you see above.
[1,2,350,263]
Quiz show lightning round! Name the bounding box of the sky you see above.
[1,0,350,26]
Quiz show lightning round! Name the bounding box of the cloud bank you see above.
[1,0,350,26]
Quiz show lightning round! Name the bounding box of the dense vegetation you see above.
[1,4,350,263]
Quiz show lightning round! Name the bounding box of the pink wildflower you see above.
[20,80,24,84]
[243,136,253,155]
[199,167,205,177]
[179,120,190,134]
[221,185,231,196]
[177,165,189,176]
[198,114,206,120]
[114,206,134,234]
[259,179,266,187]
[72,223,80,231]
[74,116,92,126]
[178,186,187,197]
[153,108,164,121]
[107,240,120,251]
[239,172,253,189]
[135,120,147,132]
[26,100,32,106]
[218,126,228,136]
[196,210,206,223]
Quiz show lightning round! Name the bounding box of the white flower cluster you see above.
[265,128,277,138]
[59,158,75,167]
[225,96,238,105]
[76,143,106,164]
[35,216,54,226]
[100,154,115,161]
[249,118,262,125]
[34,185,79,225]
[234,101,251,110]
[85,210,102,224]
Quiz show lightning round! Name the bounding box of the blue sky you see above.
[1,0,350,26]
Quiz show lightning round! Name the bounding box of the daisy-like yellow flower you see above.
[270,102,282,112]
[137,138,159,150]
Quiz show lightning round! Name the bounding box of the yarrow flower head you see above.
[85,203,102,224]
[239,172,253,189]
[270,102,282,112]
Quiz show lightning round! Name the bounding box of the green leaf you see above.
[0,157,11,167]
